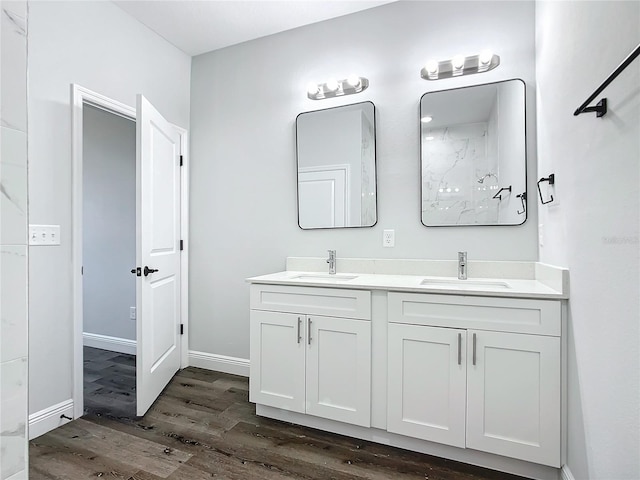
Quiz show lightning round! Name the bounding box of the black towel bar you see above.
[574,44,640,118]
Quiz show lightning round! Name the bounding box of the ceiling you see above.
[113,1,394,57]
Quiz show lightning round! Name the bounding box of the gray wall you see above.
[536,1,639,478]
[1,1,29,477]
[28,0,191,415]
[82,105,136,342]
[189,1,537,360]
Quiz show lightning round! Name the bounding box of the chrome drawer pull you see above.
[472,333,477,366]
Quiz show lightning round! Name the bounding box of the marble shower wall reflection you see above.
[421,79,527,226]
[1,1,29,479]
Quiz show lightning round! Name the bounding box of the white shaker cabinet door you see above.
[249,310,306,413]
[306,316,371,427]
[466,330,561,467]
[387,324,467,448]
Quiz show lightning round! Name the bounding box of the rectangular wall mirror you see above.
[296,101,377,229]
[420,79,527,226]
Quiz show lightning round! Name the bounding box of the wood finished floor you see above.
[30,367,529,480]
[83,346,136,418]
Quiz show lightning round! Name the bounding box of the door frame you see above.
[70,84,190,419]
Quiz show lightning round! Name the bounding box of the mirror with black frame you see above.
[296,101,377,230]
[420,79,527,226]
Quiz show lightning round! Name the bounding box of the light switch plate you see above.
[29,225,61,245]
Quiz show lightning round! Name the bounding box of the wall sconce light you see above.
[421,51,500,80]
[307,75,369,100]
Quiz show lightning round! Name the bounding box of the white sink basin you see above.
[290,273,359,282]
[420,278,511,289]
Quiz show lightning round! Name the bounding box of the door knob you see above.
[143,266,158,276]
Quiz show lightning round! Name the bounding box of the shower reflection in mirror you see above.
[420,79,527,226]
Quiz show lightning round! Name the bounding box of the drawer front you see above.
[388,292,560,336]
[251,284,371,320]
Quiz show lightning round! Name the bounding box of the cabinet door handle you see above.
[297,317,302,344]
[307,317,312,345]
[472,333,477,366]
[457,333,462,365]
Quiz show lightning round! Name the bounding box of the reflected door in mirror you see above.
[296,102,377,229]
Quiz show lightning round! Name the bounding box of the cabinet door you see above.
[306,316,371,427]
[387,324,467,447]
[249,310,305,413]
[467,330,561,467]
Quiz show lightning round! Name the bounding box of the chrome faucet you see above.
[327,250,336,275]
[458,251,467,280]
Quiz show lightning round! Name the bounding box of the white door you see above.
[249,310,306,413]
[387,324,467,447]
[466,330,561,467]
[306,316,371,427]
[298,167,348,228]
[136,94,182,416]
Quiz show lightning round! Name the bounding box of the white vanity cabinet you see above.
[466,329,560,466]
[387,323,467,447]
[387,292,562,467]
[249,284,372,427]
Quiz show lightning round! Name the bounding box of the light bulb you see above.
[325,78,339,92]
[425,60,438,74]
[307,82,319,96]
[479,50,493,65]
[346,75,361,88]
[421,115,433,123]
[425,136,434,141]
[452,55,465,70]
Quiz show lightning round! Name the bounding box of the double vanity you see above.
[247,257,569,480]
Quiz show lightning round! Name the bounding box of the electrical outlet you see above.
[383,229,395,247]
[130,307,136,320]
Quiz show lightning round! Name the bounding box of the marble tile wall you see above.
[1,1,29,479]
[421,122,500,225]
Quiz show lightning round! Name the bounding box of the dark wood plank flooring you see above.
[83,346,136,418]
[30,367,529,480]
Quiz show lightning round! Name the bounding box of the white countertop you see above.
[247,270,568,300]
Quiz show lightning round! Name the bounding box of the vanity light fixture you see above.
[325,78,340,92]
[307,75,369,100]
[421,51,500,80]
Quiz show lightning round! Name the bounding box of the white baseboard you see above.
[5,469,27,480]
[561,465,576,480]
[83,332,136,355]
[29,399,74,440]
[188,350,249,377]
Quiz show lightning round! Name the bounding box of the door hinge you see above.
[179,154,183,167]
[81,266,83,275]
[180,324,184,335]
[180,239,184,251]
